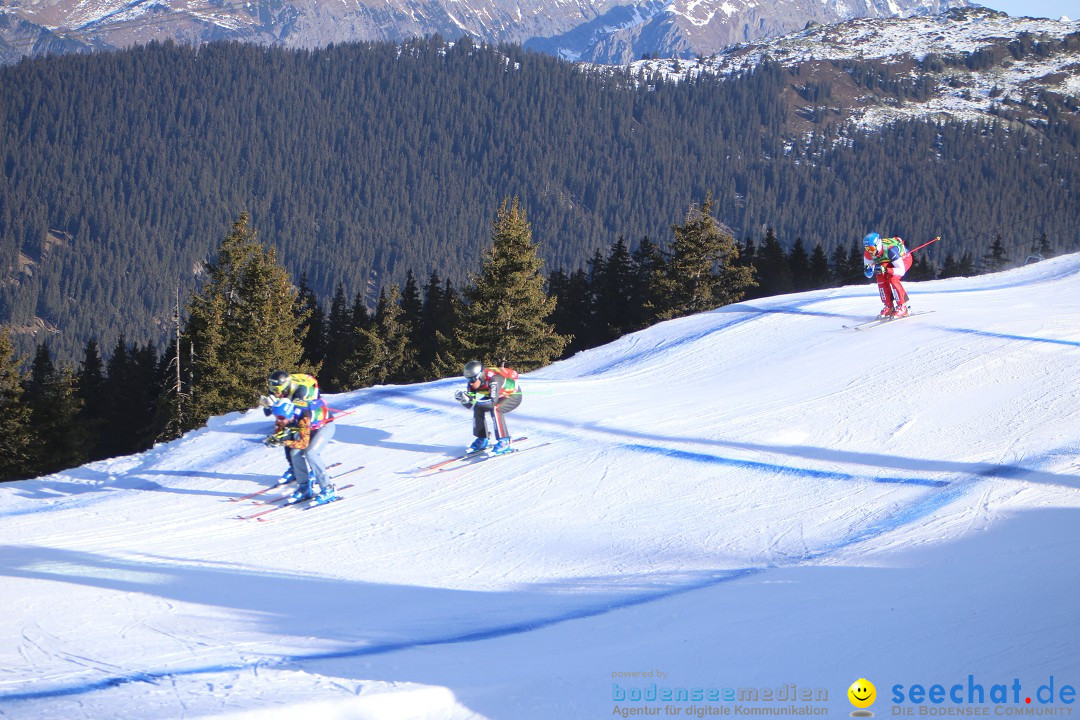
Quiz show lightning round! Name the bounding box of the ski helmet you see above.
[863,232,882,253]
[463,360,483,381]
[268,370,291,396]
[271,398,296,419]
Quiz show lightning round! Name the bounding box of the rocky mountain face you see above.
[622,7,1080,134]
[1,0,975,65]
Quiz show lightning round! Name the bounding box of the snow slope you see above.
[2,255,1079,719]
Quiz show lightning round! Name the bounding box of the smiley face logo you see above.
[848,678,876,709]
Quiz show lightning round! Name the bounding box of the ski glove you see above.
[264,428,297,446]
[875,264,888,275]
[454,390,474,408]
[864,265,874,279]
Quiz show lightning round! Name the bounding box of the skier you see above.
[454,360,522,455]
[863,233,912,318]
[259,370,323,484]
[264,396,337,504]
[264,370,320,405]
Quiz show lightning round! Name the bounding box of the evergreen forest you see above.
[3,36,1079,366]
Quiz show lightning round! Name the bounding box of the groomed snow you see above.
[2,254,1079,719]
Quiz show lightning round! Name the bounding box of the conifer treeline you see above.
[2,38,1078,364]
[1,196,1063,482]
[0,196,753,480]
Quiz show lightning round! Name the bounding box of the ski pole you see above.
[906,236,941,255]
[874,236,941,266]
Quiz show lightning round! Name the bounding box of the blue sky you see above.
[974,0,1075,18]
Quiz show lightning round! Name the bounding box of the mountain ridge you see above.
[1,0,976,64]
[623,7,1080,131]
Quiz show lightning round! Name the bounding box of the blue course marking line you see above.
[0,470,979,704]
[622,443,949,487]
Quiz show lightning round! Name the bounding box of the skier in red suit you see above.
[863,232,912,318]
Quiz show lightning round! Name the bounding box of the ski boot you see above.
[892,304,909,318]
[877,305,894,319]
[278,467,294,485]
[491,438,512,455]
[468,437,489,454]
[312,484,337,506]
[286,487,313,504]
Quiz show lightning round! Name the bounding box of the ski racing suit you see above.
[274,399,336,496]
[264,372,323,480]
[464,367,522,442]
[864,236,912,311]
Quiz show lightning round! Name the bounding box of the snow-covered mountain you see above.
[0,0,973,64]
[625,7,1080,130]
[3,255,1079,719]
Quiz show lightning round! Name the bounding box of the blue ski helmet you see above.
[863,232,882,251]
[271,398,296,419]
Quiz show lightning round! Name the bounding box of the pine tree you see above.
[429,278,464,378]
[787,237,811,291]
[128,342,163,452]
[831,245,866,286]
[654,194,755,318]
[350,291,372,332]
[982,235,1009,273]
[755,226,794,298]
[341,285,410,388]
[0,328,33,481]
[321,283,353,392]
[547,268,590,355]
[417,272,462,377]
[460,198,568,371]
[907,254,936,281]
[593,237,636,342]
[97,337,161,458]
[75,339,108,460]
[295,273,326,371]
[831,244,860,286]
[939,251,976,279]
[629,237,666,328]
[939,253,961,279]
[809,243,831,288]
[25,344,86,475]
[182,213,308,428]
[399,270,424,381]
[99,336,133,459]
[1036,232,1053,259]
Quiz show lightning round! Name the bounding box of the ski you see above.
[416,441,553,477]
[843,310,933,331]
[239,484,356,521]
[403,437,529,474]
[262,485,379,523]
[249,465,364,505]
[227,462,342,502]
[303,486,380,511]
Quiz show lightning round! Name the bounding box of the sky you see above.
[975,0,1074,18]
[1,255,1079,719]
